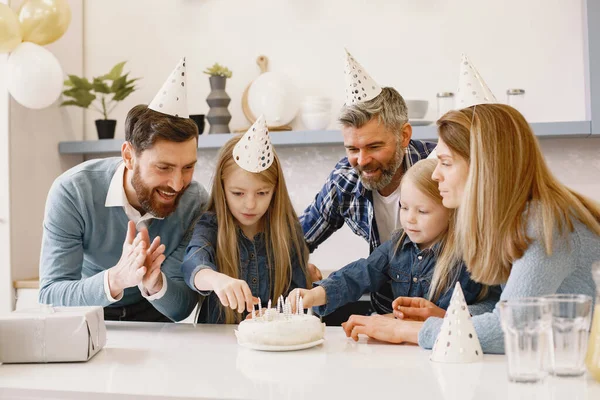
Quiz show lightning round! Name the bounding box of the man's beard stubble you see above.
[131,167,188,218]
[355,140,405,192]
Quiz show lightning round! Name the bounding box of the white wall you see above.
[76,0,599,271]
[8,0,84,283]
[0,0,13,313]
[82,0,587,139]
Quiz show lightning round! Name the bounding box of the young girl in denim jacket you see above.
[182,117,310,323]
[289,158,484,316]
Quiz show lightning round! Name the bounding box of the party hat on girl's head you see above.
[148,57,189,118]
[430,282,483,363]
[233,115,274,173]
[344,49,382,105]
[456,54,497,109]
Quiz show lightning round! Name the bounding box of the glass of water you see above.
[498,298,552,383]
[544,294,593,377]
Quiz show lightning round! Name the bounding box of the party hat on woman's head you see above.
[233,115,274,173]
[148,57,189,118]
[456,54,497,109]
[430,282,483,363]
[344,49,382,105]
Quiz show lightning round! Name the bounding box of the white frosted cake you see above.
[235,296,325,347]
[236,312,325,346]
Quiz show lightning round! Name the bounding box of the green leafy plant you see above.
[61,61,141,120]
[203,62,232,79]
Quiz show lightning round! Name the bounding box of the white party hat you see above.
[148,57,189,118]
[430,282,483,363]
[456,54,497,109]
[344,49,382,105]
[233,115,274,173]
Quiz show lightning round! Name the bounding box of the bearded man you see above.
[300,87,436,320]
[39,59,208,322]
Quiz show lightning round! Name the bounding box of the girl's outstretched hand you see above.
[341,314,422,344]
[392,297,446,321]
[209,272,258,314]
[286,286,327,313]
[307,263,323,282]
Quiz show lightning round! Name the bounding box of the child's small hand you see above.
[307,263,323,282]
[392,297,446,321]
[287,286,327,313]
[211,274,258,314]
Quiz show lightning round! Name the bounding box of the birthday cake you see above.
[235,296,325,347]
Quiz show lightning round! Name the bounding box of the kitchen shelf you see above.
[58,121,594,156]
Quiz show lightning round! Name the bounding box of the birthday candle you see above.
[267,299,272,320]
[258,297,262,318]
[296,290,300,314]
[299,297,304,315]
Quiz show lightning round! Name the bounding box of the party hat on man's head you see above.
[148,57,189,118]
[233,115,274,173]
[344,49,382,105]
[430,282,483,363]
[456,54,497,109]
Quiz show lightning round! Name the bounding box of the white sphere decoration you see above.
[248,72,300,127]
[6,42,64,109]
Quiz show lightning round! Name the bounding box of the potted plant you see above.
[61,61,140,139]
[204,63,232,134]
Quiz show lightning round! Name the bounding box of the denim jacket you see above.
[314,231,482,316]
[182,212,308,323]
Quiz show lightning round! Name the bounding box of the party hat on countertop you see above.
[430,282,483,363]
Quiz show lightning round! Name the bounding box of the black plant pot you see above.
[189,114,205,135]
[95,119,117,140]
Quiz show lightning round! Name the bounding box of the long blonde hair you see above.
[394,159,464,303]
[208,136,311,323]
[438,104,600,285]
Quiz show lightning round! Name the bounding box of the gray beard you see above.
[356,142,404,192]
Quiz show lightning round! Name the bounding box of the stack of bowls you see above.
[406,99,429,120]
[301,96,332,130]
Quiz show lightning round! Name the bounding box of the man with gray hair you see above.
[300,52,435,321]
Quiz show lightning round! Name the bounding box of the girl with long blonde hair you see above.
[342,104,600,353]
[289,158,484,316]
[182,134,310,324]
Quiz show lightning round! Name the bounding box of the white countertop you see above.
[0,322,598,400]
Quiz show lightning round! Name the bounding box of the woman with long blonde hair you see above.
[182,134,310,324]
[341,104,600,353]
[288,158,484,316]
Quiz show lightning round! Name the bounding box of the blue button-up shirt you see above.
[182,212,308,323]
[314,231,482,316]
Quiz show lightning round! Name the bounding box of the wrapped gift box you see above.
[0,305,106,363]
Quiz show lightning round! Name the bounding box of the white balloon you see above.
[248,72,300,127]
[6,42,64,109]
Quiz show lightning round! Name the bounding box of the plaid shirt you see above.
[300,139,437,313]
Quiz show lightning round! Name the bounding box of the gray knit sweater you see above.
[418,217,600,354]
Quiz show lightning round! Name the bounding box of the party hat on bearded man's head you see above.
[430,282,483,363]
[233,115,274,173]
[148,57,189,118]
[344,49,382,105]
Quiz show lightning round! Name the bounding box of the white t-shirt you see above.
[372,185,402,243]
